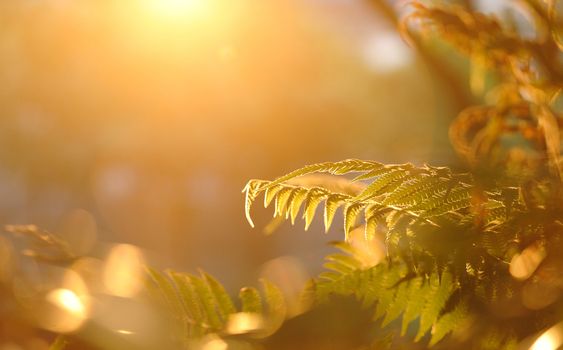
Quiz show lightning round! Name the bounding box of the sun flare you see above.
[144,0,207,19]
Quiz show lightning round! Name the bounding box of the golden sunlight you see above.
[530,322,563,350]
[41,286,89,333]
[509,243,546,281]
[47,289,85,316]
[200,335,228,350]
[143,0,208,19]
[103,244,145,298]
[225,312,263,335]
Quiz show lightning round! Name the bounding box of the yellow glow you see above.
[41,285,89,333]
[509,244,546,281]
[226,312,263,335]
[116,329,134,335]
[531,323,563,350]
[349,227,385,268]
[144,0,207,19]
[260,256,308,317]
[47,289,85,315]
[103,244,145,297]
[201,336,228,350]
[35,269,91,333]
[47,288,84,316]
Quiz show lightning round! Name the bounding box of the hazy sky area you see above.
[0,0,473,289]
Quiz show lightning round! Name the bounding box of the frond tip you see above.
[243,159,511,241]
[243,179,268,228]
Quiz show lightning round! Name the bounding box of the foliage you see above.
[242,156,561,347]
[146,268,287,348]
[234,1,563,348]
[5,1,563,349]
[49,336,68,350]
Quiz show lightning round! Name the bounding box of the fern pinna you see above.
[243,159,562,348]
[146,268,286,348]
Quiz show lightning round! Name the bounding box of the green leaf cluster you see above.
[146,268,286,346]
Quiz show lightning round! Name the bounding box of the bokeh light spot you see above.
[531,322,563,350]
[225,312,263,335]
[103,244,145,298]
[47,288,85,316]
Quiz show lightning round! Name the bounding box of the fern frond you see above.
[383,175,453,207]
[381,278,411,327]
[324,194,350,232]
[242,160,555,348]
[147,268,286,342]
[202,271,237,319]
[310,242,467,346]
[243,179,268,228]
[264,184,283,208]
[289,188,308,224]
[400,276,425,335]
[364,206,383,241]
[354,168,413,201]
[49,336,67,350]
[265,159,382,189]
[243,160,527,285]
[344,202,364,239]
[244,161,486,237]
[415,271,456,341]
[147,268,194,338]
[429,299,469,346]
[303,188,329,230]
[186,274,224,330]
[260,279,287,335]
[273,187,294,218]
[239,287,263,314]
[170,273,207,338]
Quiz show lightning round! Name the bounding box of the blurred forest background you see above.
[0,0,548,350]
[0,0,491,297]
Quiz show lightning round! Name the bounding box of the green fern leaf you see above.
[261,279,287,333]
[243,180,268,228]
[355,169,411,201]
[239,287,263,314]
[303,188,327,230]
[324,261,357,275]
[289,188,308,224]
[400,276,425,335]
[326,253,362,271]
[167,271,204,330]
[274,187,294,217]
[351,164,400,182]
[265,159,381,189]
[383,175,442,206]
[429,299,469,346]
[421,198,471,217]
[202,271,236,319]
[264,184,283,208]
[373,266,404,321]
[364,205,384,240]
[188,274,223,330]
[408,184,470,212]
[344,202,364,240]
[415,271,456,341]
[147,268,190,332]
[324,194,349,232]
[381,279,410,327]
[318,271,342,282]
